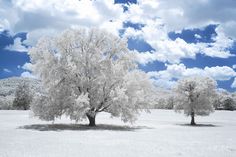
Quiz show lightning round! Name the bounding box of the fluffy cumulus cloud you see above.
[20,62,36,78]
[128,0,236,34]
[1,0,236,91]
[123,0,236,90]
[134,36,200,64]
[204,66,236,81]
[148,64,236,89]
[21,62,33,71]
[1,0,124,45]
[1,0,235,62]
[5,37,28,52]
[232,78,236,88]
[124,1,235,64]
[21,71,36,78]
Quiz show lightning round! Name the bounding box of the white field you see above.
[0,110,236,157]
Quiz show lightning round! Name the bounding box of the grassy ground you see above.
[0,109,236,157]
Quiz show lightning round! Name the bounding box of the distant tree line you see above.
[0,83,32,110]
[153,89,236,111]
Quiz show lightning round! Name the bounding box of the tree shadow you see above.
[177,123,220,127]
[18,124,151,132]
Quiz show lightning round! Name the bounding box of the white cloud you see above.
[125,0,160,24]
[151,78,176,89]
[148,64,236,89]
[134,51,157,65]
[217,88,228,93]
[1,1,235,40]
[194,34,201,39]
[21,71,36,78]
[3,68,11,73]
[0,19,10,31]
[134,0,236,36]
[133,28,234,64]
[0,1,17,32]
[221,21,236,40]
[123,27,143,39]
[204,66,236,81]
[129,20,200,64]
[123,0,236,64]
[5,38,28,52]
[125,17,234,64]
[199,26,235,58]
[1,0,124,46]
[231,78,236,88]
[23,28,58,46]
[233,65,236,69]
[22,62,34,71]
[20,63,36,78]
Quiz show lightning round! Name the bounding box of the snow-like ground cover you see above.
[0,110,236,157]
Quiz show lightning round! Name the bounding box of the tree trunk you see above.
[86,113,96,126]
[190,111,196,125]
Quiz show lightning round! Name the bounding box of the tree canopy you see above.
[29,28,154,126]
[173,76,217,125]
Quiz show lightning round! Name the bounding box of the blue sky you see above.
[0,0,236,92]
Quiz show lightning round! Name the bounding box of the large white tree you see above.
[174,76,217,125]
[29,28,154,126]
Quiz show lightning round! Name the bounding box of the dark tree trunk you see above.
[23,105,27,110]
[190,111,196,125]
[86,113,96,126]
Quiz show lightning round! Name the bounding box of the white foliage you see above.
[29,28,154,123]
[0,77,41,97]
[13,83,33,110]
[0,96,14,110]
[174,76,217,116]
[214,90,236,110]
[0,77,41,110]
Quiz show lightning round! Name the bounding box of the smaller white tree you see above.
[13,83,32,110]
[214,91,236,111]
[174,76,217,125]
